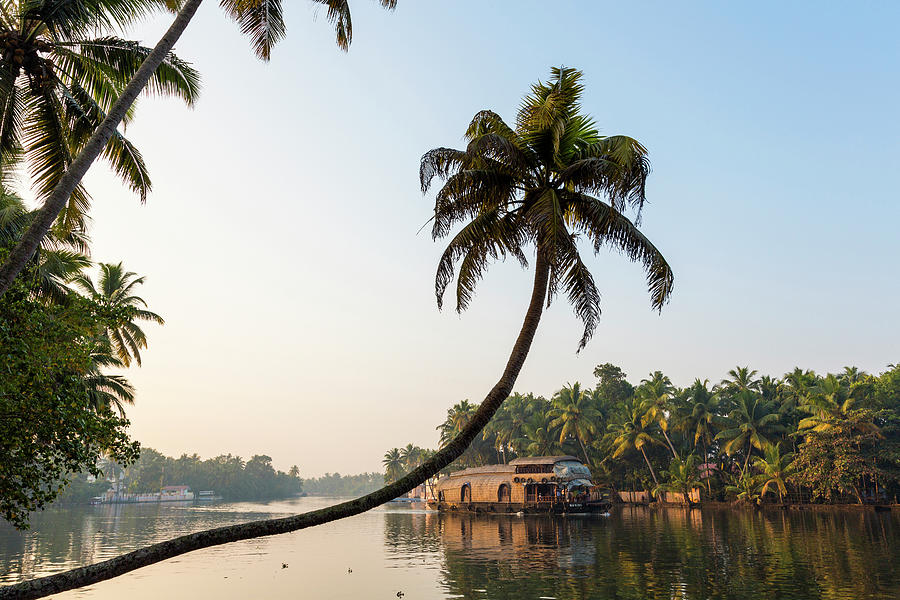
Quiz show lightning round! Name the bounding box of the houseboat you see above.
[428,456,612,514]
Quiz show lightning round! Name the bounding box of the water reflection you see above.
[1,502,898,599]
[384,507,900,600]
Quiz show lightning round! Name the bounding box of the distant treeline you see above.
[302,473,384,497]
[55,448,303,504]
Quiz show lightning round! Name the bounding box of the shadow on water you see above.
[383,506,900,600]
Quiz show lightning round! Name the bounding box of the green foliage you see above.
[405,362,900,504]
[114,448,302,500]
[789,420,879,503]
[652,454,701,502]
[421,66,673,351]
[0,0,200,233]
[0,275,139,528]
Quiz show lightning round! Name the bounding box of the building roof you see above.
[435,472,515,492]
[445,464,515,478]
[508,455,579,466]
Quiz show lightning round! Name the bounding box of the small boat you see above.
[427,456,612,514]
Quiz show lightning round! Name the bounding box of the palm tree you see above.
[399,444,421,470]
[382,448,403,484]
[84,343,135,415]
[607,398,666,486]
[679,379,720,495]
[637,371,679,459]
[0,180,89,303]
[483,392,535,462]
[752,442,795,504]
[721,366,760,394]
[652,454,701,505]
[0,0,201,235]
[520,412,563,457]
[7,67,673,598]
[0,0,399,297]
[549,382,601,464]
[798,374,879,436]
[71,262,164,367]
[715,390,784,476]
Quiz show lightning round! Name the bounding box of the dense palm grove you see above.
[386,363,900,504]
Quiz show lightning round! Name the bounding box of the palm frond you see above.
[0,63,24,165]
[566,192,673,311]
[63,83,151,201]
[23,0,173,38]
[54,37,201,108]
[220,0,286,60]
[21,86,91,233]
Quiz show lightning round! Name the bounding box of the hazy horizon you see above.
[21,2,896,477]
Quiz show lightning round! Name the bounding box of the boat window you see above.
[438,491,444,502]
[553,460,592,480]
[461,484,471,503]
[498,483,510,502]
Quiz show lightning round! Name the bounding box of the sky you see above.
[49,1,900,476]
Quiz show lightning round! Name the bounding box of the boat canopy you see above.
[553,460,592,481]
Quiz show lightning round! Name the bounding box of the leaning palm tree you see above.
[2,67,673,600]
[71,262,164,367]
[549,382,601,464]
[0,0,201,235]
[0,0,399,297]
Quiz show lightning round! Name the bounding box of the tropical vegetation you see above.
[102,448,302,500]
[1,64,673,596]
[394,362,900,505]
[0,179,161,528]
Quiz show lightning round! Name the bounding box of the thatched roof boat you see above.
[428,456,610,514]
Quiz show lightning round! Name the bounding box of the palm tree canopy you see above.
[420,66,674,350]
[0,0,201,233]
[71,261,163,367]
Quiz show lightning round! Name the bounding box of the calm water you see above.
[1,497,898,599]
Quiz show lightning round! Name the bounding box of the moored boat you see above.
[427,456,611,514]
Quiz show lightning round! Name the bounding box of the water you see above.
[1,498,898,599]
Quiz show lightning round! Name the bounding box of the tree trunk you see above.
[0,253,552,600]
[661,427,679,460]
[0,0,205,298]
[578,437,591,466]
[703,439,711,498]
[640,446,659,487]
[743,442,752,477]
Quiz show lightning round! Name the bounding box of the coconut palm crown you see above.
[71,261,164,367]
[0,0,201,234]
[420,67,673,350]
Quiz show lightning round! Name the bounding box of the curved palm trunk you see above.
[639,446,659,487]
[743,442,753,477]
[578,437,591,466]
[0,0,205,298]
[661,427,679,460]
[1,253,551,599]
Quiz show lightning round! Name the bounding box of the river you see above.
[1,497,898,599]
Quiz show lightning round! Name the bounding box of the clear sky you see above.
[65,1,899,476]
